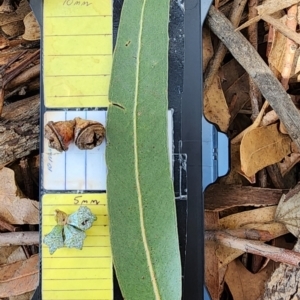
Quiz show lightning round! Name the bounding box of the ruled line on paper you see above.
[43,289,112,291]
[44,74,110,77]
[45,34,112,37]
[41,299,112,300]
[43,267,111,270]
[45,15,112,18]
[46,54,111,56]
[47,94,108,97]
[43,256,111,259]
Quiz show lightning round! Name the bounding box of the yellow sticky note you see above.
[43,0,112,108]
[42,194,112,300]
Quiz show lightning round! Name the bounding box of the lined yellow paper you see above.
[43,0,112,107]
[42,194,112,300]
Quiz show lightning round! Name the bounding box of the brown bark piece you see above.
[262,262,300,299]
[0,95,39,167]
[261,241,300,299]
[204,184,285,211]
[207,6,300,150]
[266,163,285,189]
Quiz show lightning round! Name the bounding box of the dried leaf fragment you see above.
[278,153,300,176]
[0,254,39,298]
[225,259,275,300]
[204,76,230,132]
[275,184,300,238]
[203,27,214,71]
[240,123,291,177]
[0,168,38,224]
[22,11,40,41]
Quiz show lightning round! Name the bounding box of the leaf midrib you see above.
[133,0,161,299]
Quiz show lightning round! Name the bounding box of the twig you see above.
[275,5,298,134]
[0,231,39,246]
[235,15,261,32]
[0,50,26,73]
[252,0,268,189]
[3,50,40,86]
[4,85,25,100]
[266,24,275,58]
[223,228,274,241]
[261,14,300,45]
[6,63,40,90]
[238,15,300,45]
[248,0,261,120]
[204,0,248,92]
[0,218,19,232]
[235,0,300,31]
[261,109,279,126]
[207,5,300,149]
[206,230,300,266]
[256,0,300,16]
[21,245,31,258]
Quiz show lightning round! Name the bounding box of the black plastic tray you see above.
[29,1,228,299]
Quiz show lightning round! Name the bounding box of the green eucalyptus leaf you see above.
[63,224,86,250]
[43,225,64,255]
[43,206,97,254]
[67,206,97,231]
[106,0,181,299]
